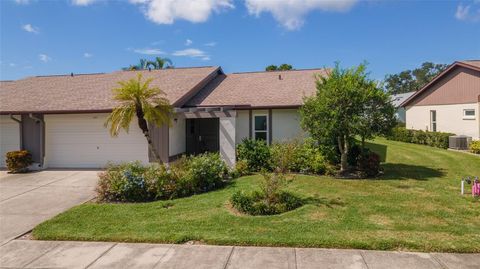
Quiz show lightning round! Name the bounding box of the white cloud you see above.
[15,0,31,4]
[129,0,234,24]
[38,54,51,63]
[133,48,165,55]
[71,0,98,6]
[204,42,216,47]
[172,48,210,60]
[245,0,357,30]
[185,39,193,46]
[22,24,39,34]
[455,3,480,22]
[83,52,93,58]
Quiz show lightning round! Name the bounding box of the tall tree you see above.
[278,64,293,71]
[123,57,173,71]
[357,83,396,151]
[265,65,278,71]
[265,64,293,71]
[301,63,394,173]
[384,62,448,94]
[105,74,172,162]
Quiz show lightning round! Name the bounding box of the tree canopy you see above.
[105,74,172,162]
[384,62,448,94]
[123,57,173,71]
[265,64,293,71]
[301,63,395,173]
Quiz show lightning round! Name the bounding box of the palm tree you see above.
[155,57,173,69]
[105,74,172,163]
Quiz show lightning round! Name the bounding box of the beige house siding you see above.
[272,109,305,142]
[168,114,186,157]
[406,103,479,139]
[235,108,305,145]
[409,67,480,106]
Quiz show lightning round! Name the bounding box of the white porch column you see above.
[219,116,236,167]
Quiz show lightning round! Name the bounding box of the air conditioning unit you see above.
[449,135,472,150]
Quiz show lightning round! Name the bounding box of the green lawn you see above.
[33,138,480,253]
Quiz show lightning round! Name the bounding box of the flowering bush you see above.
[5,150,33,173]
[470,141,480,154]
[96,153,230,203]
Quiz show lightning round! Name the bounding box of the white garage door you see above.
[0,116,21,167]
[45,114,149,168]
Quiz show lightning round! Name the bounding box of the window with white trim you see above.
[430,110,437,132]
[463,109,476,120]
[253,114,268,141]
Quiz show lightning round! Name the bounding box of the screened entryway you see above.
[186,118,220,155]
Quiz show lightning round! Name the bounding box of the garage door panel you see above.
[45,114,149,168]
[0,118,21,167]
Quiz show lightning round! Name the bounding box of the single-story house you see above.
[0,66,328,168]
[391,91,415,123]
[401,60,480,140]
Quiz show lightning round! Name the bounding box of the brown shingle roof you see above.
[0,67,219,114]
[461,60,480,69]
[185,68,329,107]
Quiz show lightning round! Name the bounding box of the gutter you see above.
[28,113,45,167]
[9,115,23,149]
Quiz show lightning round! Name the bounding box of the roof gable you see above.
[401,61,480,107]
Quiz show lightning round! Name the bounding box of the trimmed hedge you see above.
[386,127,454,149]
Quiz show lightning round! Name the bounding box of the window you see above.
[430,110,437,132]
[463,109,476,120]
[253,114,268,141]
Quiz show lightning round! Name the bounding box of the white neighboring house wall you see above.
[44,113,149,168]
[0,115,21,167]
[405,103,480,140]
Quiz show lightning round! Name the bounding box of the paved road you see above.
[1,240,479,269]
[0,170,98,245]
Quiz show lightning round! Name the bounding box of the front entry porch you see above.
[186,118,220,155]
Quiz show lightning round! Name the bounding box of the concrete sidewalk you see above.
[1,240,478,269]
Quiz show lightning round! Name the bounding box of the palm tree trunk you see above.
[135,103,163,164]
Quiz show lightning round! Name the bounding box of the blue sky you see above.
[1,0,479,81]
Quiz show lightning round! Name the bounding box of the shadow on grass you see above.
[379,163,445,181]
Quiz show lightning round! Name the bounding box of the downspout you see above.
[28,114,44,167]
[9,115,23,149]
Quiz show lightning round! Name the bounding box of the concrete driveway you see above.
[0,170,98,245]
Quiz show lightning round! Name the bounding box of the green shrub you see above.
[184,152,229,193]
[236,138,271,172]
[470,141,480,154]
[230,159,250,178]
[96,153,229,203]
[270,138,327,174]
[357,150,381,177]
[387,127,454,149]
[230,171,303,215]
[5,150,33,173]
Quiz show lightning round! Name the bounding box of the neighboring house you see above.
[0,67,327,168]
[401,60,480,140]
[390,92,415,123]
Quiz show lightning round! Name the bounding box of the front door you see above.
[186,118,219,155]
